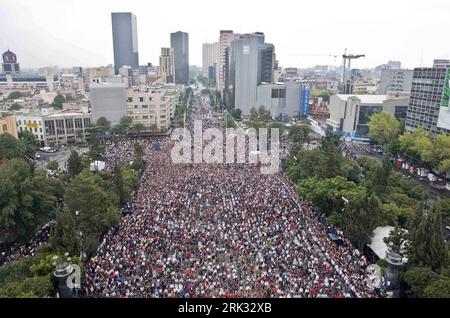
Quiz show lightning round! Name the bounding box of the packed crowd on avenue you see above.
[83,93,376,298]
[0,221,54,267]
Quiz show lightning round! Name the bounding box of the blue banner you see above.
[300,86,310,117]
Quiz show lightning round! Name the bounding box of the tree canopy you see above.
[52,95,66,110]
[50,171,121,257]
[7,91,22,100]
[368,112,401,145]
[0,159,63,244]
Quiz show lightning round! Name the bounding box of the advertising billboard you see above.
[300,85,310,117]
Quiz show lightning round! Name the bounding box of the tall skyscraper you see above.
[159,47,175,84]
[111,12,139,75]
[405,64,450,136]
[170,31,189,85]
[217,30,235,92]
[202,42,219,74]
[228,34,262,115]
[224,32,276,115]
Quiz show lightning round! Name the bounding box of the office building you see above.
[217,30,235,92]
[405,65,450,136]
[202,42,219,74]
[227,34,261,115]
[2,50,20,74]
[43,109,91,145]
[119,65,139,87]
[208,65,216,81]
[327,93,410,138]
[225,32,276,115]
[159,48,175,84]
[16,108,91,146]
[15,113,46,145]
[59,73,84,91]
[352,81,378,94]
[378,69,413,94]
[255,82,309,118]
[126,86,180,131]
[0,74,59,93]
[433,59,450,68]
[89,81,127,126]
[111,12,139,75]
[170,31,189,85]
[83,66,114,90]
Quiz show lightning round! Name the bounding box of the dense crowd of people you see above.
[83,93,376,298]
[0,221,54,267]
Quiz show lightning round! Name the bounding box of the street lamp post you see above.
[75,210,83,261]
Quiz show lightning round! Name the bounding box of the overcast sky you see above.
[1,0,449,70]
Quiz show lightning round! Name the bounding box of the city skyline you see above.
[1,0,450,69]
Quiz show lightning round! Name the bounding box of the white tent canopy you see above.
[369,226,395,260]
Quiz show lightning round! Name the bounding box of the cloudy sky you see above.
[1,0,449,69]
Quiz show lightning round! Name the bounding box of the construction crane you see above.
[341,48,365,84]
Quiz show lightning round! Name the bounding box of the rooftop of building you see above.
[89,81,126,88]
[335,94,392,104]
[0,111,15,118]
[45,108,89,118]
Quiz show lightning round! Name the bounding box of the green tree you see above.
[404,267,440,297]
[319,131,346,179]
[0,133,27,162]
[340,193,382,250]
[408,204,448,270]
[18,130,36,159]
[67,150,83,179]
[289,121,311,145]
[47,160,59,172]
[257,105,271,122]
[384,226,409,254]
[424,277,450,298]
[116,116,133,135]
[52,95,66,110]
[8,103,22,111]
[134,143,144,160]
[433,133,450,172]
[87,132,105,161]
[51,172,120,257]
[222,113,237,129]
[0,275,54,298]
[286,148,323,183]
[7,91,22,100]
[96,117,111,131]
[249,107,258,122]
[399,128,432,161]
[297,176,367,217]
[131,122,145,138]
[365,157,393,195]
[433,198,450,228]
[0,160,63,244]
[368,112,401,145]
[49,209,79,255]
[231,108,242,121]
